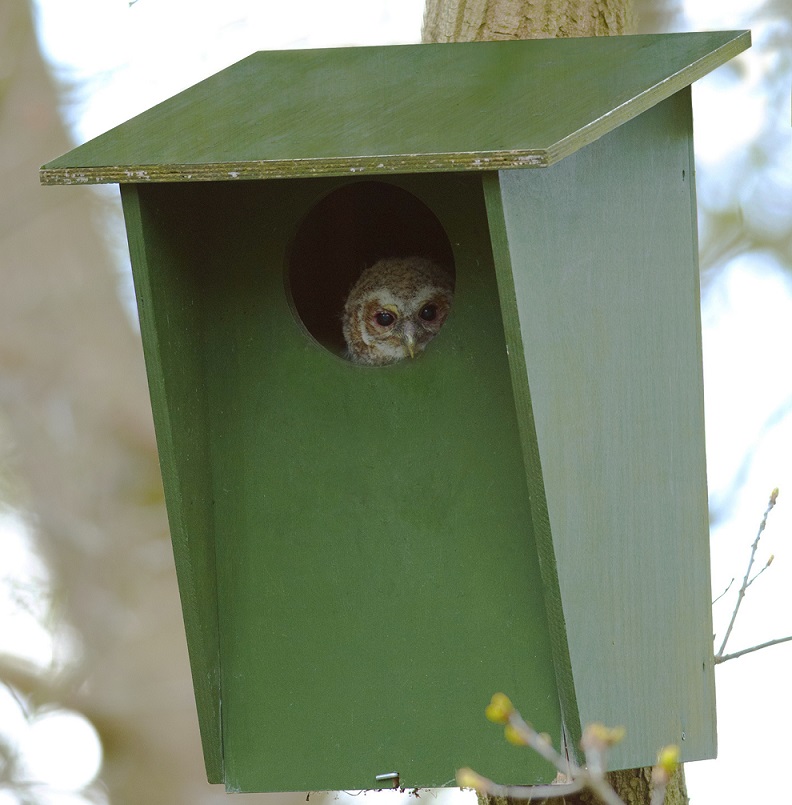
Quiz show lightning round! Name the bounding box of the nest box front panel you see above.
[124,174,561,793]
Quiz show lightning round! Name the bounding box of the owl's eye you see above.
[419,304,438,322]
[374,310,396,327]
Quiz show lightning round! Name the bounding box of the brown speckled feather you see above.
[342,257,454,366]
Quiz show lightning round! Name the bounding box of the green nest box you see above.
[42,31,750,793]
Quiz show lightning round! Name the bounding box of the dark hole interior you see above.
[287,181,456,357]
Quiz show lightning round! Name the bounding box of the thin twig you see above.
[463,696,679,804]
[745,559,772,590]
[650,782,667,805]
[716,488,778,658]
[586,774,626,805]
[508,712,568,770]
[578,731,626,805]
[712,577,734,605]
[461,702,627,804]
[715,634,792,664]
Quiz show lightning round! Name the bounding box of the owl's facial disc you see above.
[344,258,454,366]
[371,305,415,358]
[366,302,420,360]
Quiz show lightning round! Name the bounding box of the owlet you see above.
[342,256,454,366]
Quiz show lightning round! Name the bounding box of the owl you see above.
[342,256,454,366]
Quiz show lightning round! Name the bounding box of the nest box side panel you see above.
[186,173,562,792]
[484,89,715,769]
[120,185,223,782]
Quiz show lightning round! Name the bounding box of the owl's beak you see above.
[401,331,416,359]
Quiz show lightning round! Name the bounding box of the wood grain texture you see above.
[120,185,223,783]
[40,31,749,185]
[482,171,582,753]
[484,88,716,769]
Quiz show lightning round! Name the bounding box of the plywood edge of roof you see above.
[40,30,751,186]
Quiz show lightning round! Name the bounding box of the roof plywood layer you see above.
[40,31,749,185]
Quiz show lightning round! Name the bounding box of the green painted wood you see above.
[481,185,582,753]
[41,26,746,793]
[483,88,716,770]
[120,184,223,783]
[40,31,749,185]
[127,174,562,792]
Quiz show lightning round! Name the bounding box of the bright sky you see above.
[9,1,791,803]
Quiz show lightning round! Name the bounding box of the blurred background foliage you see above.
[0,0,789,803]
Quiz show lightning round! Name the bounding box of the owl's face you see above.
[342,257,454,366]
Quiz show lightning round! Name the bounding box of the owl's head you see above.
[342,257,454,366]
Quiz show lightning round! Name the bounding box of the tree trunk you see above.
[421,1,687,804]
[479,766,687,804]
[422,0,635,42]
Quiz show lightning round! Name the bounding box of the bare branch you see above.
[461,695,677,804]
[716,488,779,658]
[715,635,792,664]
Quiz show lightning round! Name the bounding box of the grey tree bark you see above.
[421,2,687,804]
[422,0,636,42]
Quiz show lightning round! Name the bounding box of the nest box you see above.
[42,31,750,793]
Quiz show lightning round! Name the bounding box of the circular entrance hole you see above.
[288,181,455,360]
